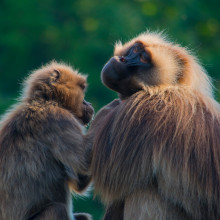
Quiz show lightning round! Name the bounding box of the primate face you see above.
[101,41,153,97]
[101,33,192,99]
[26,62,94,126]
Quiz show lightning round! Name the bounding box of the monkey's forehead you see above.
[114,31,171,56]
[24,61,87,91]
[47,61,84,76]
[32,61,86,79]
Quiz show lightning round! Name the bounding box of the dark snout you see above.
[81,100,94,125]
[101,57,128,89]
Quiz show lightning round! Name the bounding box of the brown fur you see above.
[87,32,220,219]
[0,61,93,220]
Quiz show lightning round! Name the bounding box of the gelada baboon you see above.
[0,62,94,220]
[86,32,220,219]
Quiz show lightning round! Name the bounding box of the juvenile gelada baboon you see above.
[0,62,94,220]
[86,32,220,219]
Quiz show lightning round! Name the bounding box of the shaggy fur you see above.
[0,62,93,220]
[87,32,220,220]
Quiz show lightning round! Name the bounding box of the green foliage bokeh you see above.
[0,0,219,219]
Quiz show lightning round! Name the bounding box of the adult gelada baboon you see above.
[0,62,94,220]
[86,32,220,220]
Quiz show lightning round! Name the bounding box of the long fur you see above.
[0,62,92,220]
[89,32,220,219]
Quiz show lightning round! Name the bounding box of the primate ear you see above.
[50,69,61,83]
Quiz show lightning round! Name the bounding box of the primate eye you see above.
[79,83,86,90]
[140,52,150,63]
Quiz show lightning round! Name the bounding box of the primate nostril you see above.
[120,57,126,63]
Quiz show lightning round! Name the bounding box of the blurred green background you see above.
[0,0,219,219]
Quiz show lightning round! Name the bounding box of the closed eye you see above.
[140,52,150,63]
[79,83,86,91]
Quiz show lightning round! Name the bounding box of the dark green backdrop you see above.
[0,0,219,219]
